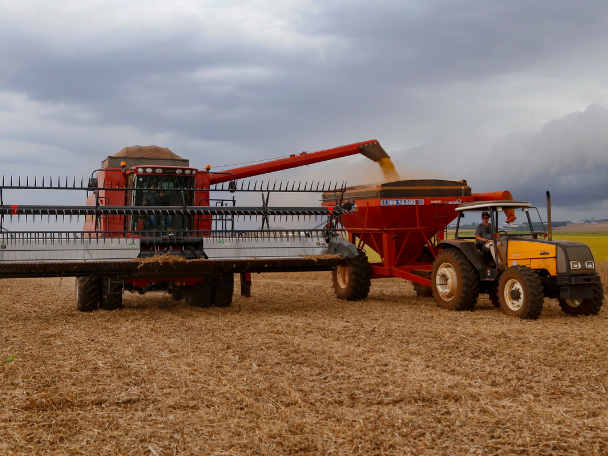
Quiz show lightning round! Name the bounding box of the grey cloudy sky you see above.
[1,0,608,220]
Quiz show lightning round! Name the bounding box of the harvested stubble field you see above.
[1,265,607,456]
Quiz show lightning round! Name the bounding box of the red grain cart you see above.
[322,181,508,298]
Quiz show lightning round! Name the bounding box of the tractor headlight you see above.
[570,261,581,270]
[145,168,153,173]
[176,169,183,174]
[184,170,191,174]
[137,168,144,173]
[586,261,595,269]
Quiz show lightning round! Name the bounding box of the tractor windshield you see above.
[129,174,195,231]
[497,207,546,236]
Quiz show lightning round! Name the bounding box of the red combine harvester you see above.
[0,140,391,311]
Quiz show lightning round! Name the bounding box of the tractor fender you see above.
[437,240,485,271]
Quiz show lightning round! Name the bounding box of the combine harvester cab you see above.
[0,141,391,311]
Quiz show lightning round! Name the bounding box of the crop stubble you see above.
[1,264,607,455]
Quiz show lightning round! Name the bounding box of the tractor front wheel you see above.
[558,282,604,316]
[332,253,372,301]
[76,276,101,312]
[431,249,479,311]
[498,266,544,319]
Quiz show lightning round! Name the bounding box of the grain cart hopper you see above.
[0,140,390,311]
[323,183,603,319]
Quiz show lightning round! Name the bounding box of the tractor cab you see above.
[452,200,549,270]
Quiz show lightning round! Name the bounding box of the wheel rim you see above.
[504,278,524,311]
[565,299,582,308]
[436,263,457,300]
[336,265,349,288]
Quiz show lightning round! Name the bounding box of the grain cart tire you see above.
[214,273,234,307]
[76,276,101,312]
[498,266,544,319]
[558,282,604,316]
[185,279,214,308]
[413,282,433,297]
[431,249,479,311]
[332,253,372,301]
[100,277,123,311]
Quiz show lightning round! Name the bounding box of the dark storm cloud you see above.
[1,1,608,218]
[387,104,608,218]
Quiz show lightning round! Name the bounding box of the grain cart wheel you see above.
[100,277,123,311]
[214,273,234,307]
[431,250,479,311]
[185,279,214,308]
[498,266,544,319]
[332,253,372,301]
[558,282,604,316]
[413,282,433,297]
[75,276,101,312]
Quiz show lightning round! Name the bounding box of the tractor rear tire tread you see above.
[431,249,480,311]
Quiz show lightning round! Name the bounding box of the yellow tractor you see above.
[431,200,604,319]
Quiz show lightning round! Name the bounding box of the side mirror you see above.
[228,181,237,193]
[87,177,98,190]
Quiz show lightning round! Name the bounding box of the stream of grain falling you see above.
[377,157,401,181]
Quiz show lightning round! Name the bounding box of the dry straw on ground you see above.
[1,264,607,455]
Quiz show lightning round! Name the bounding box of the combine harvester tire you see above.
[332,253,372,301]
[100,277,123,311]
[431,250,479,311]
[76,276,101,312]
[558,282,604,316]
[186,280,215,308]
[214,273,234,307]
[498,266,544,319]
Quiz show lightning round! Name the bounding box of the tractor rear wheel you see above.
[214,273,234,307]
[431,249,479,311]
[558,282,604,316]
[76,276,101,312]
[100,277,123,311]
[498,266,544,319]
[332,253,372,301]
[185,279,214,308]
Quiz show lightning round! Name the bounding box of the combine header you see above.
[0,140,391,311]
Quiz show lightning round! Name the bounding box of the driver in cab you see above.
[475,211,497,262]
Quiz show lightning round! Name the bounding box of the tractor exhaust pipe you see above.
[546,191,553,241]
